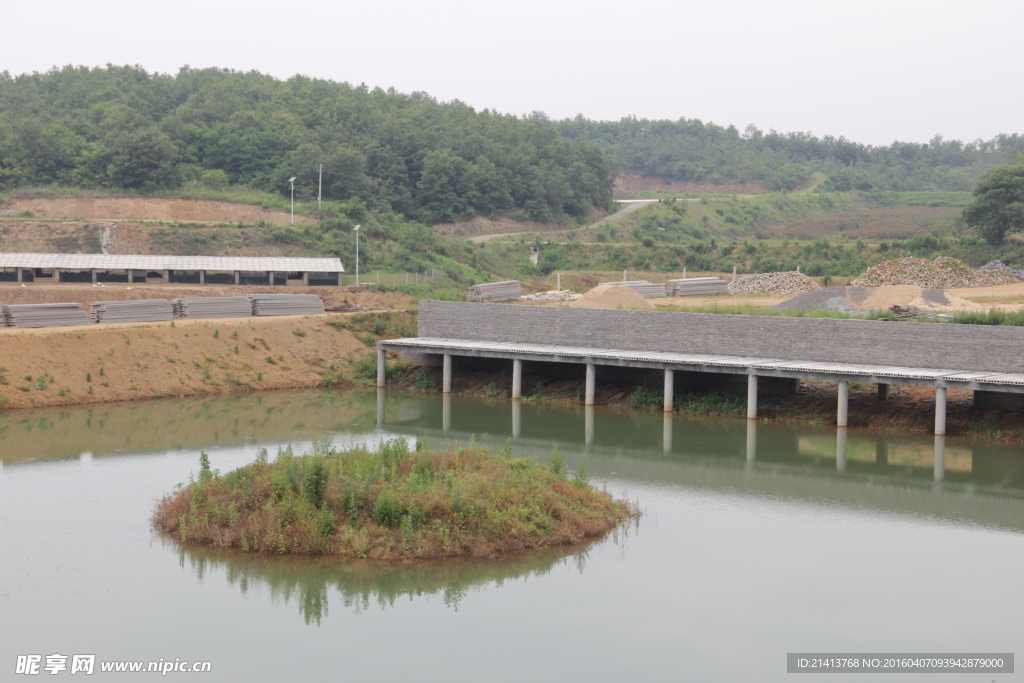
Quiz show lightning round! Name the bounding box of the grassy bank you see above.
[153,439,635,559]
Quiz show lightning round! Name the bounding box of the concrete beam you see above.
[747,374,758,419]
[511,359,522,399]
[377,347,386,388]
[585,363,596,405]
[837,381,849,427]
[442,354,452,393]
[935,386,947,436]
[664,369,674,412]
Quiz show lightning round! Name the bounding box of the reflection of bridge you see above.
[374,391,1024,534]
[379,301,1024,437]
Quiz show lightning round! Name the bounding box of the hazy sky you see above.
[1,0,1020,147]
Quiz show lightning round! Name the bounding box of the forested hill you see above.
[0,66,614,223]
[548,115,1024,193]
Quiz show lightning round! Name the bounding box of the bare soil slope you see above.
[5,195,313,225]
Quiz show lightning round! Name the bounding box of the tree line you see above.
[0,65,615,223]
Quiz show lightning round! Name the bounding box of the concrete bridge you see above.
[378,301,1024,436]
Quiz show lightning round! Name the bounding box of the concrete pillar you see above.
[376,347,386,388]
[935,386,947,436]
[512,400,521,438]
[234,270,240,285]
[163,269,170,284]
[302,272,309,286]
[934,434,945,482]
[91,269,97,284]
[442,354,452,394]
[268,271,274,286]
[442,394,451,432]
[337,271,343,286]
[837,381,849,427]
[54,268,60,283]
[746,419,757,464]
[584,405,594,447]
[664,369,674,412]
[836,427,848,472]
[16,268,23,283]
[584,363,596,406]
[511,359,523,399]
[877,383,889,401]
[199,270,205,285]
[663,413,672,455]
[747,374,758,419]
[376,388,385,427]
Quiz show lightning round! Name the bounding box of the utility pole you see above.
[288,176,296,225]
[318,164,322,212]
[353,224,362,285]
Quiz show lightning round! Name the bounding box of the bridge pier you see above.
[747,374,758,419]
[837,381,849,427]
[584,405,594,447]
[584,363,596,406]
[442,354,452,393]
[836,427,848,472]
[664,369,674,412]
[935,386,947,436]
[442,394,451,431]
[512,359,522,399]
[663,413,672,454]
[934,434,945,482]
[512,400,521,438]
[376,388,385,427]
[746,420,757,464]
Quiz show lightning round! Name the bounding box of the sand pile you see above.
[778,285,985,313]
[728,271,822,295]
[570,284,654,310]
[852,257,1018,288]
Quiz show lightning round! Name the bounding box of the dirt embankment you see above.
[4,195,313,225]
[613,172,769,198]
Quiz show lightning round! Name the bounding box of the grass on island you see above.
[153,438,636,560]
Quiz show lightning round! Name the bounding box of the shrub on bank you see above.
[153,438,635,560]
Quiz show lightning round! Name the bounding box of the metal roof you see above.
[0,253,344,272]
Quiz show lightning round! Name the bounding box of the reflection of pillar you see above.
[512,400,521,438]
[877,383,889,401]
[442,394,451,432]
[376,347,386,388]
[663,413,672,455]
[934,434,945,482]
[664,369,674,412]
[584,405,594,447]
[585,363,596,405]
[376,388,385,427]
[875,439,888,466]
[512,359,522,399]
[837,381,849,427]
[836,427,848,472]
[442,354,452,393]
[746,419,757,463]
[935,386,947,436]
[747,374,758,419]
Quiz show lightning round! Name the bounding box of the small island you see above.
[153,438,636,560]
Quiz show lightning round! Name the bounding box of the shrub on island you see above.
[153,438,636,560]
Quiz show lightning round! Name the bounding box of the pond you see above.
[1,390,1022,681]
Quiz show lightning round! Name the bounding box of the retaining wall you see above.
[418,301,1024,375]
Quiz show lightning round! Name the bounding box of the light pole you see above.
[288,176,296,225]
[353,224,362,285]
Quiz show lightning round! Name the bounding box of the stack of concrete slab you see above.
[468,280,522,302]
[172,296,252,319]
[2,303,90,328]
[599,280,666,298]
[248,294,324,316]
[666,277,729,296]
[89,299,173,324]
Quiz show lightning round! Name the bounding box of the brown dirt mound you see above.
[852,257,1019,288]
[5,195,313,225]
[570,284,654,310]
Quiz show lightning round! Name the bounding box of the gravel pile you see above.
[776,287,857,312]
[728,271,822,295]
[521,290,582,301]
[851,257,1019,288]
[978,260,1024,281]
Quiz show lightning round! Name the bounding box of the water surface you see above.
[2,390,1022,682]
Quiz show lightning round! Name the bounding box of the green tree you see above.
[963,164,1024,244]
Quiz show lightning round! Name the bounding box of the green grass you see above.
[152,439,635,559]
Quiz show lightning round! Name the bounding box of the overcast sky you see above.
[1,0,1019,147]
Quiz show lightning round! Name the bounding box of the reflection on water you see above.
[174,539,604,625]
